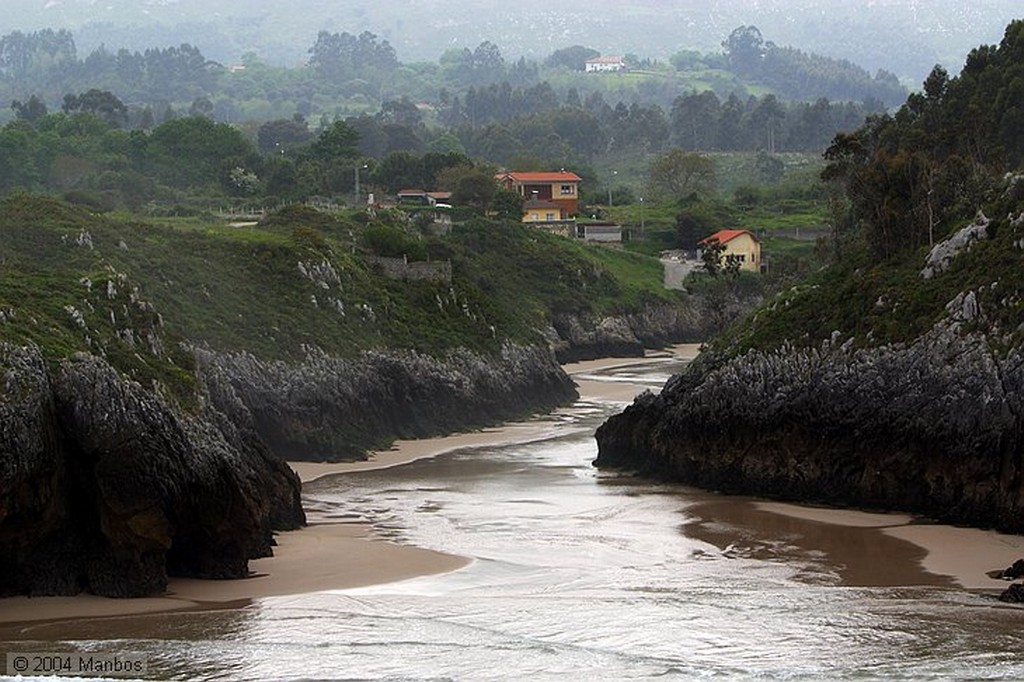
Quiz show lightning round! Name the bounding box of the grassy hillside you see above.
[722,181,1024,355]
[0,194,681,397]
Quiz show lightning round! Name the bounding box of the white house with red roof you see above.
[699,229,762,272]
[585,56,627,72]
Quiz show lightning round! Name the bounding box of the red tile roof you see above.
[700,229,757,245]
[499,171,582,183]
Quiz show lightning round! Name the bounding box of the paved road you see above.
[662,256,698,290]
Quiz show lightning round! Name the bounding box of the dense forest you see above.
[0,21,914,214]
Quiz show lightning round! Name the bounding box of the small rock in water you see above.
[998,583,1024,603]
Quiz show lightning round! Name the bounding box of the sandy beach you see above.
[2,342,1021,626]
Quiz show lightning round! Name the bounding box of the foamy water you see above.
[4,358,1024,680]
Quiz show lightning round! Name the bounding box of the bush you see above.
[361,224,427,260]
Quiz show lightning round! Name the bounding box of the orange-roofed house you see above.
[496,170,582,221]
[699,229,762,272]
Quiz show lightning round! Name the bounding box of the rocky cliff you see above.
[0,336,579,597]
[595,323,1024,532]
[549,293,760,363]
[0,344,304,597]
[596,175,1024,534]
[197,341,578,461]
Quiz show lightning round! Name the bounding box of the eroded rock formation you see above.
[0,344,304,597]
[595,323,1024,533]
[196,342,578,461]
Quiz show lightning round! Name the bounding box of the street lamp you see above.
[640,197,645,239]
[607,170,617,206]
[354,163,368,206]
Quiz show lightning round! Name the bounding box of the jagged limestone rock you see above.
[921,212,991,279]
[0,344,304,598]
[595,322,1024,533]
[196,342,578,462]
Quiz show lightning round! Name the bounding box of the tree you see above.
[422,151,472,189]
[257,118,313,154]
[492,187,524,220]
[61,89,128,128]
[675,201,726,252]
[648,149,717,201]
[450,167,497,211]
[723,25,765,75]
[701,237,726,276]
[11,95,48,124]
[380,97,423,127]
[671,91,720,150]
[544,45,599,71]
[311,119,360,162]
[374,151,424,193]
[750,94,785,153]
[188,97,214,118]
[144,116,256,189]
[308,30,398,81]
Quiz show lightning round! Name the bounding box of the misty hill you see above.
[7,0,1022,84]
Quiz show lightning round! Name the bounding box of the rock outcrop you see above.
[550,294,759,363]
[0,344,304,598]
[197,342,578,461]
[595,323,1024,533]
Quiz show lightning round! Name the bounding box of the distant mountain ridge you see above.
[8,0,1022,83]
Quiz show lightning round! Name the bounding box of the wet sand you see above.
[291,345,697,485]
[746,501,1024,590]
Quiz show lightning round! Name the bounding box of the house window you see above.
[560,184,575,195]
[546,212,556,220]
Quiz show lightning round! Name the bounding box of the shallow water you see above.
[4,357,1024,681]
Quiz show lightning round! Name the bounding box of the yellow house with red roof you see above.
[496,170,582,220]
[699,229,761,272]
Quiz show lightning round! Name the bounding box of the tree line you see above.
[823,20,1024,260]
[1,25,903,153]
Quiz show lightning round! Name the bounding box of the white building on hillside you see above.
[585,56,626,72]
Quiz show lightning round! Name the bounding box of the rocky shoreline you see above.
[549,294,759,363]
[0,339,576,597]
[594,322,1024,534]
